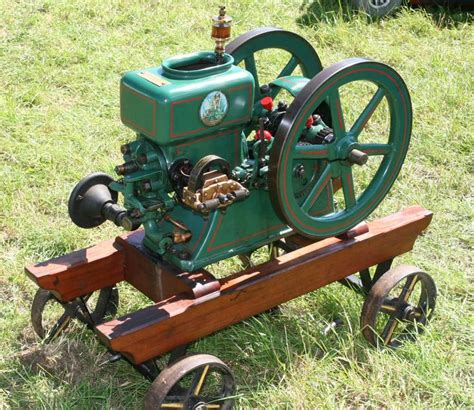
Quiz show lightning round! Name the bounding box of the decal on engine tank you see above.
[199,91,228,126]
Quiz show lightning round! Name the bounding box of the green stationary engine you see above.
[69,8,412,271]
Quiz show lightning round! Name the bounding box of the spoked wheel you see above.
[268,240,294,260]
[227,27,323,115]
[269,58,412,238]
[361,265,437,348]
[31,287,119,342]
[268,242,282,260]
[352,0,402,17]
[144,353,235,410]
[237,253,254,269]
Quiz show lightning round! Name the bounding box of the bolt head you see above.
[293,164,305,178]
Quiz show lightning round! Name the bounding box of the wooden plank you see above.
[118,231,188,302]
[287,220,369,248]
[95,206,432,364]
[117,231,220,302]
[25,238,126,301]
[25,229,221,303]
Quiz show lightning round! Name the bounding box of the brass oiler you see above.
[164,215,192,244]
[212,6,233,62]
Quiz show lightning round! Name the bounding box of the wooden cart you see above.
[26,206,436,408]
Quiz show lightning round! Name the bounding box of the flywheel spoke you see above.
[358,143,392,156]
[302,164,333,212]
[270,56,300,99]
[293,144,329,160]
[325,179,335,214]
[278,55,298,78]
[328,89,346,139]
[350,87,385,139]
[340,166,356,209]
[244,55,259,93]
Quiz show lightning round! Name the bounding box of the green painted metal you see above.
[116,46,293,270]
[226,27,323,101]
[104,30,410,271]
[269,58,412,238]
[270,76,309,97]
[158,191,291,271]
[120,52,254,143]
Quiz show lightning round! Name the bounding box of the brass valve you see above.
[212,6,233,62]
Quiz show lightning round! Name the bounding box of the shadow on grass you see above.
[419,5,473,29]
[297,0,356,26]
[297,0,472,28]
[193,285,370,395]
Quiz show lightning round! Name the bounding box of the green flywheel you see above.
[227,27,323,102]
[269,58,412,238]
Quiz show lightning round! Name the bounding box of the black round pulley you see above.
[68,173,118,228]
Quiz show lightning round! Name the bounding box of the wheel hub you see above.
[402,305,417,321]
[334,136,356,160]
[369,0,390,8]
[329,137,368,165]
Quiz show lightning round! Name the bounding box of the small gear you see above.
[315,127,335,144]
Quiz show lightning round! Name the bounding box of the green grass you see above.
[0,0,473,408]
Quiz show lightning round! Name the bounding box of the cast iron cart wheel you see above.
[237,253,254,269]
[269,58,412,238]
[144,353,235,410]
[31,287,119,342]
[352,0,402,17]
[361,265,437,348]
[226,27,323,103]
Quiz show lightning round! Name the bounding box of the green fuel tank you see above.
[120,52,254,144]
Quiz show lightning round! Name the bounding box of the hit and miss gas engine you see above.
[27,8,440,409]
[69,7,412,271]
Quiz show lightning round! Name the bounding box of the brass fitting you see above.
[212,6,233,61]
[164,215,192,244]
[173,231,192,244]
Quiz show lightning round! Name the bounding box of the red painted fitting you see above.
[255,129,273,141]
[260,96,273,111]
[306,115,314,128]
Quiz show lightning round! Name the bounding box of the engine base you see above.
[25,206,433,363]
